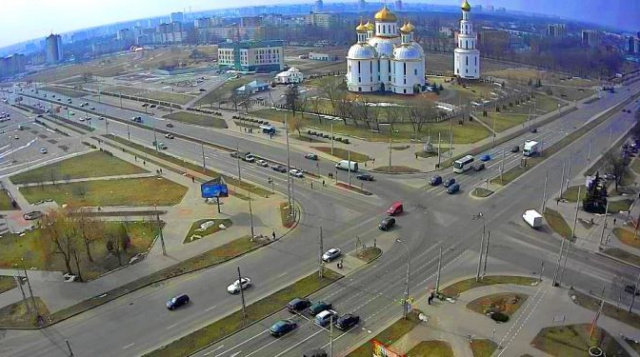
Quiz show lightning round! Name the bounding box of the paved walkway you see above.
[0,121,291,313]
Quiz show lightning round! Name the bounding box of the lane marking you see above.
[272,329,325,357]
[205,305,217,312]
[213,330,268,357]
[166,323,178,330]
[122,343,135,350]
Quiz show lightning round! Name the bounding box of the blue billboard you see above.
[201,177,229,198]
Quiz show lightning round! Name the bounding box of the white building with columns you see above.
[454,0,480,79]
[346,6,426,95]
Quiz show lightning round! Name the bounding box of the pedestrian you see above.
[272,231,276,240]
[322,180,326,187]
[613,218,617,225]
[310,182,314,189]
[143,160,146,166]
[415,153,418,159]
[160,168,163,174]
[192,176,195,183]
[134,156,137,162]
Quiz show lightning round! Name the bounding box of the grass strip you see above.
[543,208,574,240]
[34,119,70,136]
[184,218,233,244]
[346,311,421,357]
[41,116,85,135]
[280,201,295,228]
[470,339,498,357]
[103,134,271,197]
[49,114,95,132]
[603,247,640,266]
[371,165,420,173]
[144,270,342,357]
[0,276,17,294]
[532,323,630,357]
[570,290,640,330]
[163,111,228,129]
[407,341,454,357]
[0,236,267,329]
[312,147,370,162]
[441,275,538,298]
[0,298,50,328]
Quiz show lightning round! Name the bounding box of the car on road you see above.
[40,148,48,154]
[90,107,95,110]
[447,183,460,194]
[164,133,175,139]
[335,313,360,331]
[430,175,442,186]
[272,165,287,173]
[304,153,318,160]
[443,178,456,188]
[480,154,491,162]
[625,285,640,295]
[303,349,328,357]
[142,103,148,107]
[256,159,268,167]
[150,104,157,108]
[166,294,190,310]
[242,154,256,163]
[356,173,374,181]
[227,277,251,294]
[166,123,174,128]
[23,211,43,220]
[269,319,297,337]
[315,309,338,327]
[603,173,616,181]
[473,163,485,171]
[322,248,341,262]
[286,297,311,313]
[510,145,519,153]
[379,217,396,231]
[530,127,538,133]
[155,142,167,150]
[13,135,18,140]
[98,117,104,120]
[79,117,85,122]
[308,301,332,316]
[289,169,304,178]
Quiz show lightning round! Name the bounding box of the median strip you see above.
[143,269,342,357]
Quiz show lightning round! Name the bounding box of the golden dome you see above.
[461,0,471,12]
[399,21,415,33]
[374,5,398,22]
[365,21,375,31]
[356,21,367,32]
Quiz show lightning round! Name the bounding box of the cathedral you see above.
[346,1,480,95]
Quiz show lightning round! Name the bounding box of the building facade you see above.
[582,30,600,47]
[45,34,63,64]
[346,6,425,95]
[454,0,480,79]
[218,40,284,73]
[305,13,339,29]
[0,54,26,78]
[546,24,567,38]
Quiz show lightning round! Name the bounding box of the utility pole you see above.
[587,140,592,162]
[566,152,573,187]
[589,286,606,340]
[396,239,410,319]
[236,142,242,181]
[630,270,640,313]
[66,339,75,357]
[330,122,334,156]
[237,266,247,318]
[119,91,123,109]
[201,144,206,172]
[473,213,485,282]
[539,261,545,283]
[319,226,324,278]
[105,117,109,135]
[435,246,442,294]
[552,233,567,287]
[329,315,334,357]
[437,132,442,168]
[156,205,166,256]
[600,200,610,245]
[541,172,548,213]
[482,231,491,279]
[559,161,566,199]
[284,114,292,209]
[571,186,582,240]
[500,149,506,183]
[388,133,392,173]
[22,260,37,316]
[127,124,131,141]
[248,191,254,239]
[13,275,31,316]
[153,125,158,153]
[608,126,613,147]
[347,150,351,187]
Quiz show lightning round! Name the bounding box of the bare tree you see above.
[107,224,130,266]
[49,169,58,186]
[75,207,97,262]
[605,152,628,192]
[408,101,437,138]
[318,77,345,115]
[42,209,77,275]
[310,96,323,124]
[229,90,242,112]
[284,85,301,117]
[81,72,93,83]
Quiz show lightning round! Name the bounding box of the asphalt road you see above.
[0,79,639,357]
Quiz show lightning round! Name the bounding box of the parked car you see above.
[289,169,304,178]
[315,310,338,327]
[242,154,256,163]
[447,183,460,194]
[530,127,538,133]
[430,175,442,186]
[272,165,287,173]
[308,301,332,316]
[23,211,43,220]
[166,294,190,310]
[13,135,19,140]
[78,117,85,122]
[269,319,297,337]
[303,349,328,357]
[480,154,491,162]
[473,163,485,171]
[335,313,360,331]
[510,145,519,153]
[356,173,374,181]
[443,178,456,188]
[98,116,104,120]
[286,297,311,313]
[625,285,640,296]
[322,248,341,262]
[256,159,268,167]
[150,104,157,108]
[40,148,48,154]
[164,133,174,139]
[379,217,396,231]
[166,123,174,128]
[304,153,318,160]
[227,277,251,294]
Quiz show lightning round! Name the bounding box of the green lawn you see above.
[613,227,640,249]
[163,111,228,128]
[184,219,233,244]
[441,276,538,297]
[470,339,498,357]
[609,199,633,213]
[0,297,50,328]
[0,276,17,294]
[467,293,528,317]
[347,312,421,357]
[407,341,454,357]
[543,209,573,240]
[20,177,187,207]
[193,77,255,108]
[531,324,630,357]
[145,270,342,357]
[477,111,530,133]
[561,185,586,202]
[41,86,88,98]
[107,86,195,105]
[0,189,17,210]
[10,151,147,184]
[312,146,371,162]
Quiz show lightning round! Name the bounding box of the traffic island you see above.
[469,339,498,357]
[471,187,494,198]
[441,276,539,298]
[543,208,574,241]
[569,289,640,330]
[0,276,17,294]
[279,202,297,228]
[353,246,383,263]
[372,165,420,174]
[183,219,233,244]
[144,269,342,357]
[466,293,528,323]
[407,340,454,357]
[312,147,371,162]
[531,324,628,357]
[0,298,50,329]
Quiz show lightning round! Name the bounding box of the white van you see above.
[335,160,358,172]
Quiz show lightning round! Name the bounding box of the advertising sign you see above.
[201,177,229,198]
[372,340,404,357]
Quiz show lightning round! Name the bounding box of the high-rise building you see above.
[305,13,339,29]
[170,12,184,23]
[627,36,637,54]
[546,24,566,38]
[454,0,480,79]
[0,54,26,78]
[218,40,284,73]
[358,0,366,12]
[314,0,324,13]
[45,34,63,64]
[582,30,600,47]
[395,0,403,11]
[240,16,262,28]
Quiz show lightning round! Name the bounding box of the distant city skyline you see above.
[0,0,637,50]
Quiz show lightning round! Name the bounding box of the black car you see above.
[272,164,287,173]
[166,294,190,310]
[308,301,332,316]
[23,211,43,220]
[510,145,519,153]
[530,127,538,133]
[356,173,374,181]
[379,217,396,231]
[430,175,442,186]
[304,153,318,160]
[286,297,311,313]
[303,349,328,357]
[166,123,174,128]
[625,285,640,296]
[335,313,360,331]
[443,178,456,188]
[269,319,297,337]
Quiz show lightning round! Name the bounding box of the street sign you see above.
[201,177,228,198]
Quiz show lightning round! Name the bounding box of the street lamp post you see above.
[396,239,410,319]
[473,213,486,282]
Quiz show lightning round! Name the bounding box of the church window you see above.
[370,61,373,72]
[475,57,477,65]
[358,61,361,72]
[403,63,406,75]
[466,57,468,66]
[415,69,418,75]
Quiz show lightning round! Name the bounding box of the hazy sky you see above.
[1,0,638,49]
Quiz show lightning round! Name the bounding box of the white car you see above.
[256,159,268,167]
[165,133,175,139]
[98,116,104,120]
[289,169,304,178]
[322,248,341,262]
[242,154,256,163]
[79,117,85,122]
[13,135,18,139]
[40,148,47,154]
[227,277,251,294]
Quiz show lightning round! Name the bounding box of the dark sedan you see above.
[271,164,287,173]
[286,297,311,313]
[430,175,442,186]
[356,173,374,181]
[166,294,190,310]
[269,319,297,337]
[335,313,360,331]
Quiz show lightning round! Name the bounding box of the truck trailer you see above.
[523,140,541,157]
[522,210,543,228]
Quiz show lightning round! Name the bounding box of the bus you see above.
[453,155,475,173]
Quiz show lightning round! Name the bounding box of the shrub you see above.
[490,312,509,323]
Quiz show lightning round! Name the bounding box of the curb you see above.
[595,250,640,269]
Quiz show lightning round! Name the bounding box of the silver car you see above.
[227,277,252,294]
[322,248,341,262]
